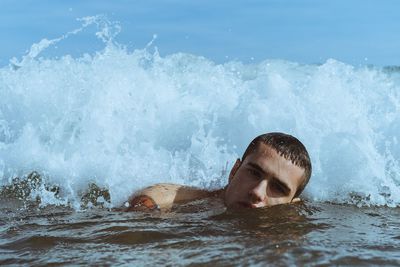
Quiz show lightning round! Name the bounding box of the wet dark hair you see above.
[242,132,312,198]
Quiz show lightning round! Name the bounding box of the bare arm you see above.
[125,183,213,211]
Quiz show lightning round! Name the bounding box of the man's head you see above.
[224,132,312,209]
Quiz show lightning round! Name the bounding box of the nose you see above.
[248,180,267,204]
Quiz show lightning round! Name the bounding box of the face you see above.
[224,143,305,209]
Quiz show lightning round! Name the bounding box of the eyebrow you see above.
[247,162,291,195]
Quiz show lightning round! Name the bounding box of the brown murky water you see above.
[1,198,399,266]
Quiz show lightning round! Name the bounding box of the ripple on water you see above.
[0,202,399,265]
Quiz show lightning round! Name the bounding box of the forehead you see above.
[243,143,305,191]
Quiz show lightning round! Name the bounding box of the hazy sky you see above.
[1,0,399,66]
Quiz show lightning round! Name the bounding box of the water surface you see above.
[1,201,399,265]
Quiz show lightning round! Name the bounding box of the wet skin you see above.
[224,143,305,209]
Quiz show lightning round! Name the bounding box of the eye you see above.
[269,182,285,195]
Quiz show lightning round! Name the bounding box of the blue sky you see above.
[1,0,399,66]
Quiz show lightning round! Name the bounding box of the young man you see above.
[125,132,312,211]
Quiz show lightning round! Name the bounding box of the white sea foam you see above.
[1,17,400,207]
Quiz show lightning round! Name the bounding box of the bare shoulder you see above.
[126,183,214,211]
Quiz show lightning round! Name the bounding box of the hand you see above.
[125,195,159,212]
[291,197,301,203]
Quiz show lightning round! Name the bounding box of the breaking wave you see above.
[1,16,400,208]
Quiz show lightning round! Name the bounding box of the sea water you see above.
[1,14,400,265]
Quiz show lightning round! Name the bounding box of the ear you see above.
[228,159,241,182]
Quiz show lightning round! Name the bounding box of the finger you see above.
[291,197,301,203]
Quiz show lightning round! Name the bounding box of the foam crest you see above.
[1,18,400,207]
